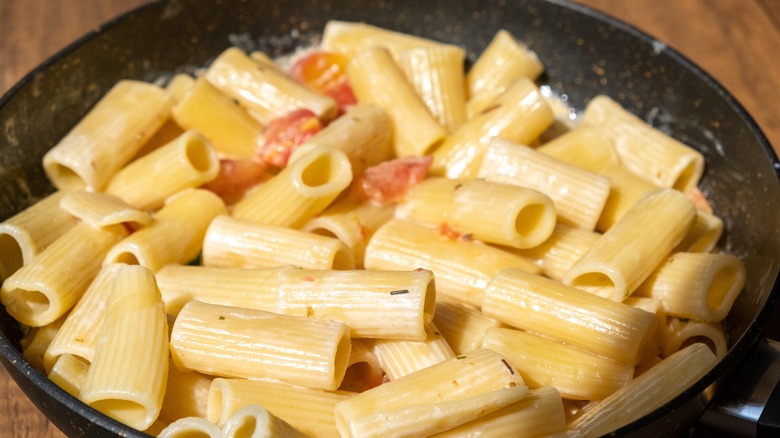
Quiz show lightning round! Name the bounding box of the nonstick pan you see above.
[0,0,778,436]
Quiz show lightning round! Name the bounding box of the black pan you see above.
[1,0,778,436]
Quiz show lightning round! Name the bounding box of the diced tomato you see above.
[352,156,433,204]
[291,51,357,114]
[257,109,323,168]
[323,79,357,114]
[202,159,272,205]
[439,223,461,239]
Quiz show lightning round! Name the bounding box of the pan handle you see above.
[696,338,780,437]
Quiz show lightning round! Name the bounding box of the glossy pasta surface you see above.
[0,17,747,438]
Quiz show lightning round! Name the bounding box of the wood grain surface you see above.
[0,0,778,436]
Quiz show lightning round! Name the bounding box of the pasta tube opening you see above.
[707,263,744,314]
[110,252,141,266]
[566,270,618,300]
[515,203,552,239]
[44,164,83,190]
[0,233,23,280]
[3,288,50,323]
[184,134,219,173]
[89,398,153,431]
[295,147,352,195]
[331,246,356,270]
[674,158,702,193]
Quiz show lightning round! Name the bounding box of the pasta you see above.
[42,80,172,190]
[170,300,351,390]
[0,190,78,280]
[0,19,749,438]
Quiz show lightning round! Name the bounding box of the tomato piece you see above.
[202,159,272,205]
[291,51,357,114]
[258,109,323,168]
[323,79,357,114]
[353,156,433,204]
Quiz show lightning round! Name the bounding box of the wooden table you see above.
[0,0,778,437]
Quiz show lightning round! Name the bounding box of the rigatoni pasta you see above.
[396,177,556,249]
[202,215,354,270]
[466,29,544,117]
[0,190,78,280]
[563,189,696,301]
[1,222,127,327]
[276,268,436,340]
[346,46,447,157]
[170,300,351,390]
[231,145,352,227]
[205,47,337,124]
[103,130,220,211]
[364,218,540,307]
[0,19,750,438]
[482,268,657,365]
[42,80,172,190]
[79,265,168,431]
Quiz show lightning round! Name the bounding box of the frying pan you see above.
[1,0,778,436]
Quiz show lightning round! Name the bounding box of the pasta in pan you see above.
[0,19,745,438]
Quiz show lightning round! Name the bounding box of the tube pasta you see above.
[208,378,353,437]
[397,46,468,132]
[563,189,696,301]
[157,417,221,438]
[481,327,635,401]
[44,263,126,371]
[0,190,78,280]
[364,218,540,307]
[660,317,728,360]
[302,197,395,268]
[334,348,528,438]
[675,210,723,253]
[477,138,611,231]
[155,264,289,316]
[430,77,554,179]
[582,95,704,192]
[467,30,544,117]
[431,387,566,438]
[79,265,169,431]
[170,300,351,390]
[42,80,172,190]
[502,223,601,282]
[635,252,746,322]
[346,46,447,157]
[302,103,394,175]
[105,189,226,272]
[48,353,89,397]
[432,295,506,356]
[321,20,457,59]
[231,145,352,227]
[164,73,195,103]
[59,190,152,229]
[568,343,717,437]
[340,338,385,393]
[104,130,220,211]
[20,315,66,372]
[536,126,657,231]
[0,222,127,327]
[172,77,264,159]
[396,177,556,248]
[221,403,309,438]
[158,361,215,425]
[276,268,436,340]
[202,215,354,270]
[482,268,657,365]
[205,47,337,124]
[372,323,455,380]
